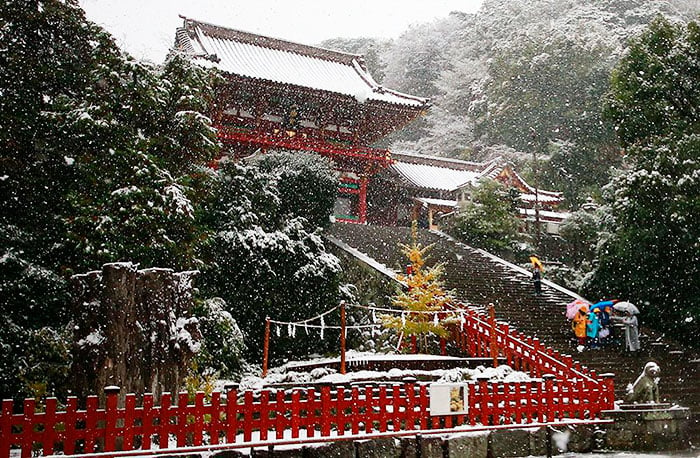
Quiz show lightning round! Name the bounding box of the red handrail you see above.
[2,375,613,458]
[1,303,616,458]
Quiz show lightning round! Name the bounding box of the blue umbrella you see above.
[590,300,614,312]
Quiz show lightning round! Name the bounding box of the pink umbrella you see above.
[566,299,590,319]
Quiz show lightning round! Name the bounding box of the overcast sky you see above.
[79,0,484,63]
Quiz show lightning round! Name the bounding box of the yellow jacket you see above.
[572,311,589,338]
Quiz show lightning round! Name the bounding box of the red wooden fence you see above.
[1,375,613,458]
[449,304,608,385]
[0,303,616,458]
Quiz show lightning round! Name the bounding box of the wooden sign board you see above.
[429,383,468,415]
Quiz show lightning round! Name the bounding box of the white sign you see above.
[429,383,469,415]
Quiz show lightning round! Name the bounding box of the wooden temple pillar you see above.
[358,175,368,224]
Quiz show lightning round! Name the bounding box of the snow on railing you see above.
[0,302,616,458]
[1,376,610,458]
[449,303,601,383]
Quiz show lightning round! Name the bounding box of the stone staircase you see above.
[327,223,700,443]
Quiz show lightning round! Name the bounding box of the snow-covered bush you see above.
[253,151,339,229]
[200,162,344,363]
[193,297,245,378]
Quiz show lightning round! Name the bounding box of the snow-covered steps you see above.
[326,222,700,442]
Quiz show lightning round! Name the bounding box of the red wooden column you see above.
[358,176,368,224]
[340,301,347,374]
[600,373,616,411]
[262,317,271,377]
[488,303,499,368]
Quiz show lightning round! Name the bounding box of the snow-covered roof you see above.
[520,193,564,205]
[501,167,563,201]
[519,208,571,222]
[392,161,483,191]
[175,17,429,108]
[414,197,458,208]
[389,152,564,206]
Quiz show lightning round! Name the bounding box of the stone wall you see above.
[209,413,693,457]
[601,406,692,451]
[209,426,593,458]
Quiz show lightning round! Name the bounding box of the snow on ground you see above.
[532,453,700,458]
[223,350,532,392]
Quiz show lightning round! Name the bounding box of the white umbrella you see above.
[613,301,640,314]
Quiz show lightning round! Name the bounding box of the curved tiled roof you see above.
[174,17,429,108]
[392,161,482,191]
[388,152,564,207]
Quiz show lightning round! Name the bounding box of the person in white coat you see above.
[620,311,640,352]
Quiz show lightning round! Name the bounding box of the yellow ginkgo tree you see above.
[383,221,455,352]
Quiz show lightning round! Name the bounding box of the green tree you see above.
[449,180,522,255]
[559,205,605,265]
[471,34,620,204]
[0,0,221,397]
[254,151,339,229]
[199,162,343,362]
[588,16,700,343]
[58,51,220,272]
[603,16,700,148]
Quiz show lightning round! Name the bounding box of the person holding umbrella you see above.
[612,302,640,352]
[572,306,590,351]
[599,305,613,346]
[587,308,602,349]
[590,300,615,346]
[530,254,544,296]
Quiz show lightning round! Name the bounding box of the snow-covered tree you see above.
[191,297,245,378]
[469,33,620,204]
[0,0,220,397]
[383,222,453,352]
[603,15,700,148]
[318,37,391,84]
[588,16,700,343]
[200,162,343,362]
[448,180,522,255]
[377,0,693,205]
[253,151,339,229]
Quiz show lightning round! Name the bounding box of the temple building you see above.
[369,152,569,234]
[172,17,568,232]
[173,16,430,223]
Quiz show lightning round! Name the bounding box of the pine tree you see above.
[449,179,522,255]
[382,222,454,352]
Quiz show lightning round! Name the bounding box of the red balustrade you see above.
[2,375,613,458]
[1,302,616,458]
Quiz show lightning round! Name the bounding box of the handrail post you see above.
[489,303,499,367]
[542,374,556,422]
[533,338,542,378]
[262,317,271,377]
[104,386,120,452]
[340,301,347,375]
[600,373,616,411]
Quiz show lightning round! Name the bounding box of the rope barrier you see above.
[267,301,481,329]
[268,304,340,326]
[347,303,467,315]
[271,323,382,330]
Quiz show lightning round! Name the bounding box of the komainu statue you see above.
[626,361,660,403]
